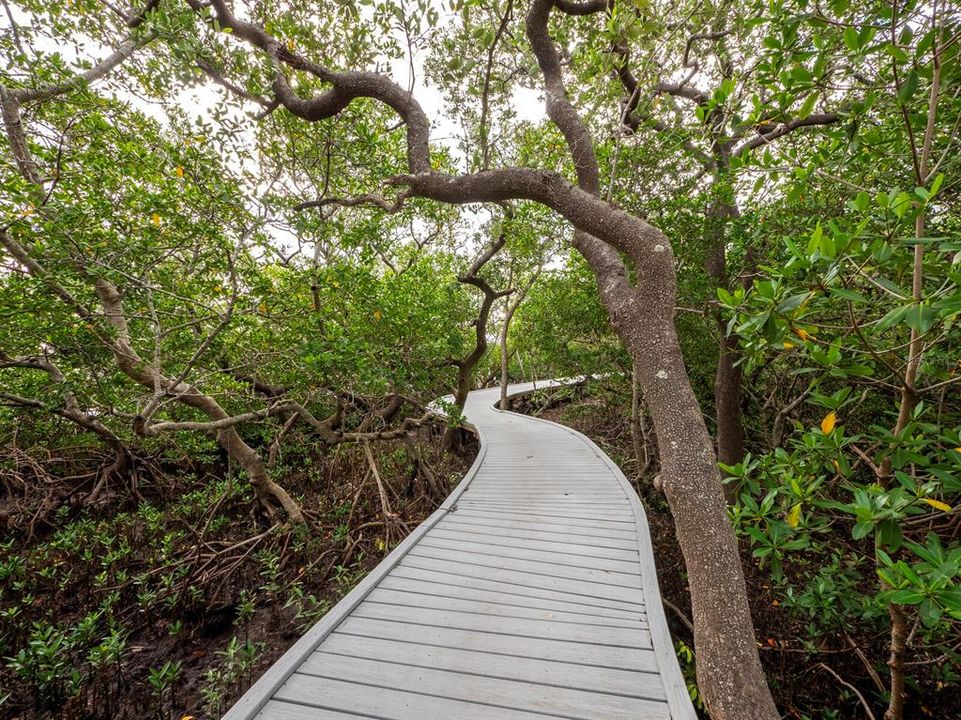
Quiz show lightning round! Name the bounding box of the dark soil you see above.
[0,425,477,720]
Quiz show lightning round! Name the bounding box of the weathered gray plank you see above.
[427,526,641,560]
[451,507,637,529]
[384,566,646,618]
[294,654,671,720]
[416,535,640,573]
[438,514,639,544]
[407,546,643,590]
[274,674,559,720]
[400,554,644,605]
[255,699,376,719]
[364,587,646,628]
[313,635,664,698]
[349,602,651,647]
[458,500,635,515]
[453,504,637,522]
[334,617,656,669]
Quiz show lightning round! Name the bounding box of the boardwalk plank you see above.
[385,566,646,617]
[416,535,640,573]
[274,674,559,720]
[294,654,671,720]
[222,382,696,720]
[406,546,643,590]
[400,554,643,604]
[313,635,664,697]
[364,587,647,628]
[334,617,656,668]
[427,526,641,560]
[349,602,651,647]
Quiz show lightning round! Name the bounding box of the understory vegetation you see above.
[1,0,960,719]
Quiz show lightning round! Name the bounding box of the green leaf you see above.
[843,26,860,52]
[888,588,925,605]
[777,292,810,314]
[797,93,817,120]
[904,304,937,334]
[898,70,919,104]
[829,288,868,303]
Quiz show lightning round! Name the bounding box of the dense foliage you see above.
[1,0,959,718]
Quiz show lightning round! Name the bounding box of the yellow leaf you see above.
[795,327,811,341]
[373,310,382,321]
[922,498,952,513]
[953,447,961,453]
[785,503,802,528]
[151,213,161,227]
[181,716,195,720]
[375,538,386,552]
[258,303,267,313]
[820,411,837,434]
[782,341,795,349]
[175,166,184,178]
[21,203,35,217]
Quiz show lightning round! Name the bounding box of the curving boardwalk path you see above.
[223,381,696,720]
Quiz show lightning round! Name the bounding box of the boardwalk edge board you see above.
[494,383,697,719]
[222,379,697,720]
[220,402,491,720]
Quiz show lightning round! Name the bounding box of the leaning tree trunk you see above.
[443,219,513,451]
[92,279,305,523]
[521,2,778,717]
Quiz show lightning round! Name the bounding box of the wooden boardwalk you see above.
[223,381,696,720]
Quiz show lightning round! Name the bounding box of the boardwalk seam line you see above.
[308,649,668,702]
[281,671,669,720]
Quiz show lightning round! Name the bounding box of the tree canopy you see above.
[1,0,960,718]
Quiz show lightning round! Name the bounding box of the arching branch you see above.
[731,112,842,157]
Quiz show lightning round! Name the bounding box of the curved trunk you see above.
[611,290,777,719]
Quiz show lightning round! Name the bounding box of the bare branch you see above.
[293,191,409,213]
[731,112,842,157]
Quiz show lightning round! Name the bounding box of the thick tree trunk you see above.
[499,325,511,410]
[442,367,472,452]
[609,284,778,720]
[715,330,745,466]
